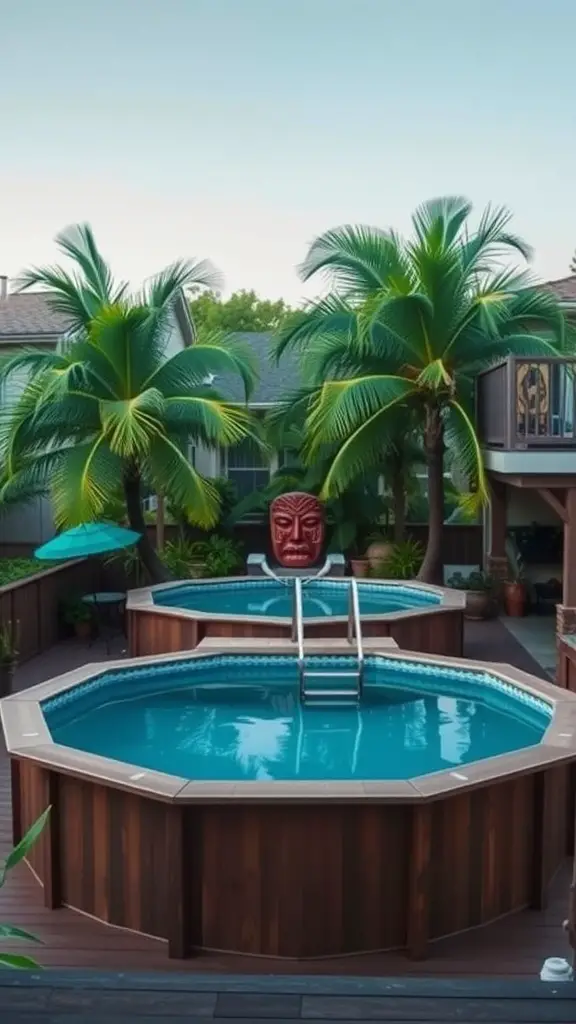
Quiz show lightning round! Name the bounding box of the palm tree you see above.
[0,225,258,582]
[273,197,568,583]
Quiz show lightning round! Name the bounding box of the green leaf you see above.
[0,953,41,969]
[0,807,51,887]
[0,924,42,943]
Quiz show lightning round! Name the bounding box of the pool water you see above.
[43,656,550,782]
[152,579,440,618]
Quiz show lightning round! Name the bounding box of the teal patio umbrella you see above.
[35,522,142,652]
[34,522,141,561]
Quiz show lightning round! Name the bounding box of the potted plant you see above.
[447,570,496,621]
[503,549,527,618]
[373,539,424,580]
[366,532,393,573]
[0,620,19,698]
[62,597,94,640]
[327,482,387,578]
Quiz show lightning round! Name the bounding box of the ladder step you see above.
[303,688,359,698]
[304,671,359,678]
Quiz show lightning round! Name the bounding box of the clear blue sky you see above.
[0,0,574,302]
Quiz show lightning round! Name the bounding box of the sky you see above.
[0,0,575,304]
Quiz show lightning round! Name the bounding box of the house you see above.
[478,274,576,645]
[0,280,197,545]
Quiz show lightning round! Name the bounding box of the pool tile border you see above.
[3,640,576,804]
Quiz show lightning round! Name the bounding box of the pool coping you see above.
[126,576,465,627]
[3,639,576,805]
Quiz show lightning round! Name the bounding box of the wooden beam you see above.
[407,804,432,959]
[488,471,576,489]
[538,488,567,523]
[43,770,61,909]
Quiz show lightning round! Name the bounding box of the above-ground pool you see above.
[3,639,576,961]
[42,653,550,782]
[127,577,465,659]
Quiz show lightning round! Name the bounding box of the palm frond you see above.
[141,258,223,310]
[148,333,257,401]
[144,436,220,529]
[298,225,413,297]
[51,439,124,526]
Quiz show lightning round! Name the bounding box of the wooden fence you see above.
[0,560,100,664]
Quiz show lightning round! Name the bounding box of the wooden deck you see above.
[0,621,573,976]
[2,972,576,1022]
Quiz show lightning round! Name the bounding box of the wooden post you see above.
[563,489,576,607]
[43,770,61,909]
[407,804,432,959]
[531,771,552,911]
[557,488,576,638]
[166,805,191,958]
[10,759,21,846]
[486,477,508,581]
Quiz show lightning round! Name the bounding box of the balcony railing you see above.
[477,357,576,449]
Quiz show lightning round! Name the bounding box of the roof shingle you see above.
[0,292,71,338]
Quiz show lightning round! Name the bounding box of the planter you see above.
[464,589,496,621]
[74,620,93,641]
[503,581,527,618]
[350,558,370,578]
[366,541,393,573]
[0,659,16,698]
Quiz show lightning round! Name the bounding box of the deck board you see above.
[0,620,573,976]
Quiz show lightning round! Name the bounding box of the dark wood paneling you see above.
[128,607,464,659]
[13,758,571,961]
[0,561,100,664]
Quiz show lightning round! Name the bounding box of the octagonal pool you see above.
[41,654,551,782]
[127,577,465,659]
[3,640,576,962]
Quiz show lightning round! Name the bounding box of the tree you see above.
[273,197,568,583]
[189,288,292,334]
[0,225,258,583]
[571,250,576,274]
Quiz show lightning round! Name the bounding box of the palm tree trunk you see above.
[124,471,171,584]
[417,405,444,585]
[392,469,406,544]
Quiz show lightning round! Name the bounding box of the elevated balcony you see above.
[477,357,576,477]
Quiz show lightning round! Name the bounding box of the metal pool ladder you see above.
[292,576,364,705]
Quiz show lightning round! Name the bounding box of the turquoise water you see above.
[43,656,550,782]
[153,579,441,618]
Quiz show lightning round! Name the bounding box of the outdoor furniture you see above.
[533,579,562,615]
[82,591,127,653]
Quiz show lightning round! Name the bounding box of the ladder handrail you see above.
[347,577,364,697]
[292,577,305,700]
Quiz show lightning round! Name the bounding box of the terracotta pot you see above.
[74,620,93,641]
[350,558,370,578]
[503,581,526,617]
[366,540,393,572]
[0,659,16,698]
[464,590,496,621]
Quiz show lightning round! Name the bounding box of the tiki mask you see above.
[270,492,324,568]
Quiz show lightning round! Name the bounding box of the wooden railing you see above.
[477,357,576,449]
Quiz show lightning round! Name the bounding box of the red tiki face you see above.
[270,492,325,568]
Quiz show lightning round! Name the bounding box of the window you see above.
[0,367,29,408]
[221,438,270,498]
